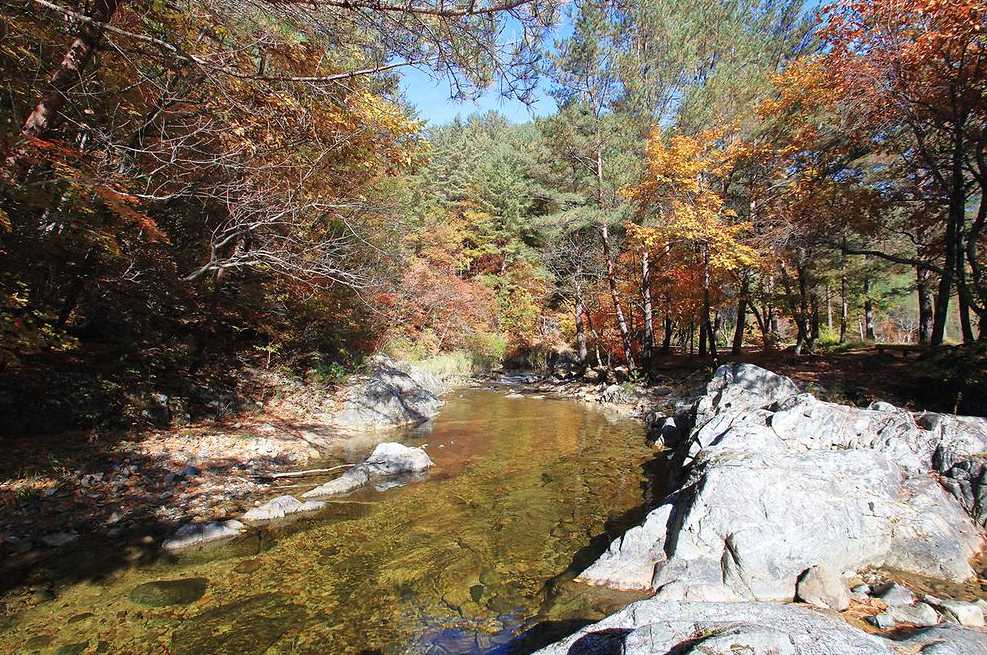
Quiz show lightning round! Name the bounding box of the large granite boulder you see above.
[330,357,447,429]
[532,599,987,655]
[302,442,433,498]
[580,448,979,597]
[579,364,985,603]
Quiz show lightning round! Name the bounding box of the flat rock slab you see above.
[242,496,325,522]
[303,442,433,498]
[162,520,244,551]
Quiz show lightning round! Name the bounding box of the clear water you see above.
[0,390,659,654]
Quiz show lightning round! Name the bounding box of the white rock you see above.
[897,624,987,655]
[330,357,446,428]
[162,520,244,551]
[364,442,433,476]
[584,448,978,599]
[796,565,850,611]
[534,600,895,655]
[875,583,915,607]
[303,443,432,498]
[241,495,325,521]
[580,364,982,599]
[888,602,940,627]
[932,599,986,627]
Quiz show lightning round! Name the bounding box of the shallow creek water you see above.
[1,390,660,654]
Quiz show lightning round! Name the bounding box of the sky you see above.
[399,67,558,125]
[398,12,574,125]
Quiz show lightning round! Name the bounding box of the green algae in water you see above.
[0,391,657,654]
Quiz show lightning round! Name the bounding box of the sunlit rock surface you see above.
[581,364,985,602]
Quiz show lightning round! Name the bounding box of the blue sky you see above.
[399,67,557,125]
[399,12,573,125]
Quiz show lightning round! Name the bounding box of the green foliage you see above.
[465,332,508,371]
[304,361,349,387]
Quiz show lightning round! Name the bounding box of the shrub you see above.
[465,331,507,371]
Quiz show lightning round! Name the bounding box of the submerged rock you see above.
[162,520,244,551]
[303,442,433,498]
[241,496,325,522]
[170,593,306,655]
[41,531,79,547]
[129,578,208,607]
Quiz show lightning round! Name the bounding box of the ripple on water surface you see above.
[1,390,659,654]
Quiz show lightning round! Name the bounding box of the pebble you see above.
[868,612,896,629]
[874,582,914,607]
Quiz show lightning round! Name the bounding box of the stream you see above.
[0,389,663,654]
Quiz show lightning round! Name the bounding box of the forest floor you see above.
[0,345,964,571]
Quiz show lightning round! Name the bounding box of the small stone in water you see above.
[129,578,208,607]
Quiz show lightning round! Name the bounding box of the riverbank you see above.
[0,356,459,560]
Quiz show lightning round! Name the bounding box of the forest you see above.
[1,0,986,432]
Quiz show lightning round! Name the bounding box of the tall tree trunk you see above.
[598,223,636,370]
[863,277,876,341]
[584,309,604,368]
[575,299,588,364]
[661,304,673,355]
[956,243,975,343]
[840,237,849,343]
[809,291,820,352]
[5,0,124,175]
[641,248,654,367]
[699,246,712,356]
[917,266,933,345]
[932,128,966,345]
[826,284,833,331]
[732,273,749,355]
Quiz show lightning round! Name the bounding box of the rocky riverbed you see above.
[534,363,987,654]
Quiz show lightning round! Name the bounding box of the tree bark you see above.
[641,248,654,367]
[575,299,588,364]
[956,242,975,343]
[840,237,849,343]
[598,222,636,370]
[917,266,933,345]
[932,127,966,345]
[863,277,875,341]
[699,246,713,356]
[661,301,673,355]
